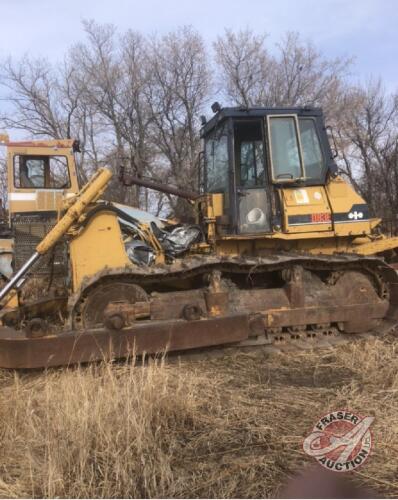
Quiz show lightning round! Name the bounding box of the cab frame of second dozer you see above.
[0,105,398,369]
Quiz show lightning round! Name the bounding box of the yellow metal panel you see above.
[283,187,326,207]
[350,235,398,255]
[327,176,348,198]
[215,234,355,256]
[69,211,132,291]
[219,230,335,241]
[36,168,112,255]
[215,231,398,257]
[203,194,224,219]
[36,191,63,211]
[6,139,76,149]
[326,176,371,236]
[211,194,224,217]
[0,239,13,252]
[281,186,333,233]
[332,221,370,236]
[0,290,18,311]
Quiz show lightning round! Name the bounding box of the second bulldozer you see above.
[0,105,398,369]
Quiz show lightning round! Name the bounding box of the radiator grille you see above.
[13,215,68,277]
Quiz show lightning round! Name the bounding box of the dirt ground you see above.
[0,335,397,498]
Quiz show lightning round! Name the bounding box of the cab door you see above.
[234,120,271,234]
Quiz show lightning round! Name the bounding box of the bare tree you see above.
[0,56,69,138]
[214,29,351,120]
[146,26,211,218]
[273,33,350,112]
[68,21,129,200]
[69,21,162,206]
[213,29,274,107]
[337,80,398,222]
[0,54,102,185]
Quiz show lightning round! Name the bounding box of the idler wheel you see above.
[74,282,148,330]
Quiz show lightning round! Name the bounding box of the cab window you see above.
[205,123,229,193]
[14,155,70,189]
[239,141,264,187]
[298,119,325,182]
[268,115,326,183]
[269,116,302,181]
[235,121,265,188]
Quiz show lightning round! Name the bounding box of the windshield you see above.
[268,115,326,183]
[14,155,70,189]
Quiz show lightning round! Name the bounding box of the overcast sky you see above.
[0,0,397,89]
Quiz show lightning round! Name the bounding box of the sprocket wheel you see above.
[73,281,148,330]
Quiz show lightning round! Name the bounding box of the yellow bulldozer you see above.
[0,105,398,369]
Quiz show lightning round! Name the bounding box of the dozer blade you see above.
[0,314,249,369]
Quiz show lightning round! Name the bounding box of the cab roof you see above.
[0,135,80,152]
[200,106,323,138]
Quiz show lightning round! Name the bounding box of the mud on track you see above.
[0,333,397,498]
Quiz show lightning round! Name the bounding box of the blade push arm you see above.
[119,166,199,201]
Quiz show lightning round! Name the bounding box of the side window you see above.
[48,156,70,188]
[269,117,302,181]
[299,119,325,181]
[14,155,70,189]
[205,126,229,193]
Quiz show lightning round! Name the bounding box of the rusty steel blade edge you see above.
[0,316,396,370]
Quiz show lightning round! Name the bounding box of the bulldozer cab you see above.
[201,107,338,235]
[0,136,80,217]
[0,135,81,283]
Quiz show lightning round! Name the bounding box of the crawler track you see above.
[0,253,397,369]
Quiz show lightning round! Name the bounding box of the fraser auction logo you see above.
[303,410,374,472]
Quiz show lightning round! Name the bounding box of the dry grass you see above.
[0,336,397,498]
